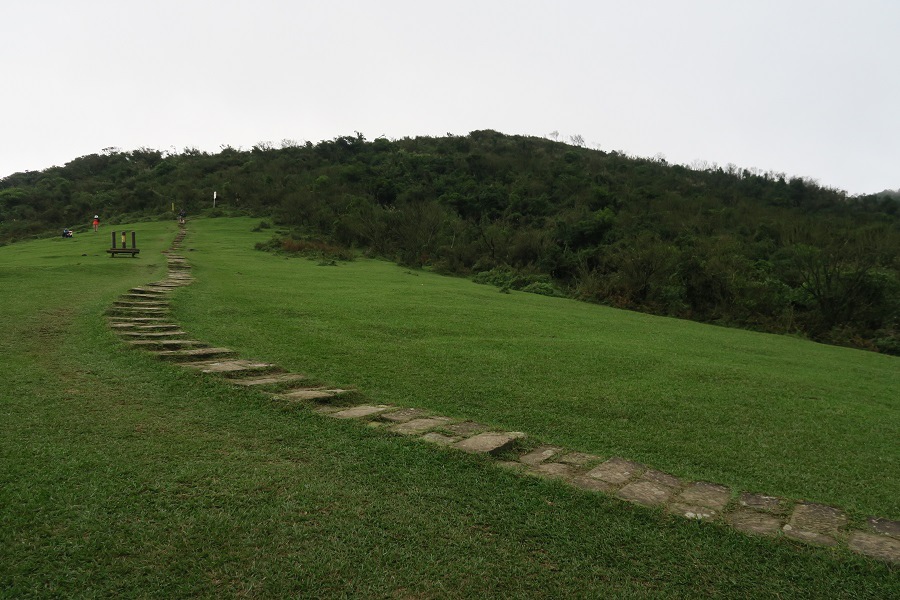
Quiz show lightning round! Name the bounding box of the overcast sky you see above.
[1,0,897,195]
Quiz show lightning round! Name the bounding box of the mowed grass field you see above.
[1,217,898,597]
[177,218,899,520]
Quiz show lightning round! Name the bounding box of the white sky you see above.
[1,0,897,195]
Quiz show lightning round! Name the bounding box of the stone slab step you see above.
[520,445,564,466]
[109,307,169,314]
[119,331,187,338]
[229,373,307,386]
[282,388,350,401]
[389,417,454,435]
[129,339,201,348]
[453,431,525,455]
[108,317,170,323]
[110,323,181,330]
[378,407,431,423]
[154,347,235,360]
[867,517,900,538]
[675,482,732,511]
[329,405,394,419]
[182,359,274,373]
[586,458,646,486]
[617,480,678,507]
[848,532,900,564]
[529,462,577,480]
[113,300,169,308]
[420,432,459,446]
[442,421,490,437]
[738,493,786,514]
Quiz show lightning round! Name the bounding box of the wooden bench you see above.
[107,248,141,257]
[108,231,141,257]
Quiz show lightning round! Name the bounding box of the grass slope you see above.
[176,218,900,520]
[1,219,897,597]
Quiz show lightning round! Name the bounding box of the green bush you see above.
[474,267,564,297]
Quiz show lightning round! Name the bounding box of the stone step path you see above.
[119,330,188,338]
[106,226,350,401]
[318,404,900,564]
[110,323,182,331]
[106,226,900,565]
[230,373,308,387]
[156,347,238,361]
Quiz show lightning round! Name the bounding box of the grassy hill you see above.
[176,218,900,519]
[3,131,899,353]
[1,219,898,597]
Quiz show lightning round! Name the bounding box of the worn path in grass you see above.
[110,222,900,565]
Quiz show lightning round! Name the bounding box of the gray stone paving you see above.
[105,226,900,566]
[739,492,785,513]
[184,359,274,373]
[283,388,349,401]
[727,510,782,535]
[332,405,394,419]
[129,338,201,348]
[379,407,431,423]
[531,462,577,480]
[868,517,900,538]
[848,533,900,563]
[781,503,848,546]
[587,457,645,485]
[454,431,525,455]
[670,504,718,521]
[520,445,563,466]
[558,452,601,467]
[420,432,458,446]
[120,330,187,338]
[229,373,307,386]
[618,480,676,507]
[442,421,489,437]
[156,347,236,360]
[676,482,732,510]
[391,417,455,435]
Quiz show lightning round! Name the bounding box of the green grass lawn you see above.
[2,218,898,597]
[175,217,900,521]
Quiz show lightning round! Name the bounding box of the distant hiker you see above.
[92,215,100,232]
[178,208,186,225]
